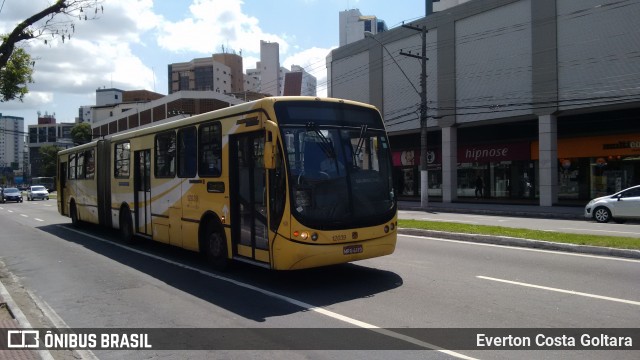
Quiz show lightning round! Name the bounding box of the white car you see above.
[584,185,640,223]
[27,185,50,201]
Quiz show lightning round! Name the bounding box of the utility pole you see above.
[400,24,429,209]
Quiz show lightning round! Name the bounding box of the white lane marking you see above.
[20,214,29,218]
[477,276,640,306]
[60,225,476,359]
[7,210,13,213]
[418,217,480,224]
[401,234,640,263]
[560,227,640,236]
[35,218,45,222]
[26,287,99,360]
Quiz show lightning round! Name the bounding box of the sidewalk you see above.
[398,200,584,220]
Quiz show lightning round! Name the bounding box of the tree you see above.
[70,122,93,145]
[39,145,61,177]
[0,0,103,102]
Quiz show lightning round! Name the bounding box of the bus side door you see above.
[134,149,152,236]
[229,131,270,265]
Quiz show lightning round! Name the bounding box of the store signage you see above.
[602,140,640,150]
[392,142,530,166]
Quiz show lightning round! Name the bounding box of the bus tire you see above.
[120,207,134,243]
[203,222,229,270]
[70,201,79,227]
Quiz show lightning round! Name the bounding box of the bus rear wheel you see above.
[204,224,229,270]
[120,208,134,243]
[70,202,79,227]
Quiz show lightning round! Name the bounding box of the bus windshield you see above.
[275,101,395,230]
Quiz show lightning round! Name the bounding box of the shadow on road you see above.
[37,223,403,323]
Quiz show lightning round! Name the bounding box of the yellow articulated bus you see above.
[57,97,397,270]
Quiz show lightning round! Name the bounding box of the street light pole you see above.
[401,24,429,209]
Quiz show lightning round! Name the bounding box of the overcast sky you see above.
[0,0,426,126]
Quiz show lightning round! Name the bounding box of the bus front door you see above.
[134,149,152,236]
[230,132,270,266]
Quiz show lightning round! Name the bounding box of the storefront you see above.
[393,141,534,200]
[532,133,640,202]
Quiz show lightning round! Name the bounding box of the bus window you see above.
[198,122,222,177]
[178,127,197,178]
[85,149,95,179]
[69,154,77,180]
[77,151,85,179]
[115,142,131,178]
[155,131,176,178]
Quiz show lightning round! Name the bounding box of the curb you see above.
[399,228,640,260]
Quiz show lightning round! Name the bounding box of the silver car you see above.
[584,185,640,223]
[27,185,50,201]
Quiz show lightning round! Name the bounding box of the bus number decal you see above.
[332,234,346,242]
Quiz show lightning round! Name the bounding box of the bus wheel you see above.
[70,202,79,227]
[120,208,134,243]
[204,223,229,270]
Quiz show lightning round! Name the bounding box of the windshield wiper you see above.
[354,124,368,159]
[306,122,335,158]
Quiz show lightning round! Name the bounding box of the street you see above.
[0,202,638,360]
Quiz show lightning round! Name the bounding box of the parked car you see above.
[584,185,640,223]
[2,187,23,203]
[27,185,49,201]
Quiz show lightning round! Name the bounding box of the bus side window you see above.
[178,127,197,178]
[198,122,222,177]
[155,131,176,178]
[115,142,131,178]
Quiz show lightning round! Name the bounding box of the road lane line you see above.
[60,225,476,359]
[477,276,640,306]
[34,218,45,222]
[20,214,28,218]
[402,234,640,263]
[418,217,480,224]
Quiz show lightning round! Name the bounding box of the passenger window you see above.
[155,131,176,178]
[115,142,131,178]
[199,122,222,177]
[178,127,197,178]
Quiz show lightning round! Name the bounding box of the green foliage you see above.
[39,145,62,177]
[0,45,34,102]
[398,219,640,250]
[70,122,93,145]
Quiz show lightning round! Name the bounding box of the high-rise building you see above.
[283,65,317,96]
[27,113,74,178]
[339,9,387,46]
[168,57,233,94]
[0,113,25,179]
[258,41,281,96]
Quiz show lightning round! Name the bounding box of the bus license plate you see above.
[343,245,363,255]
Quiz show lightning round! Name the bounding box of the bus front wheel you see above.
[204,223,229,270]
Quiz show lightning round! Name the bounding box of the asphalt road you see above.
[0,202,638,360]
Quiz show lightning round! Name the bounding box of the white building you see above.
[328,0,640,207]
[0,113,24,176]
[246,41,281,96]
[339,9,388,47]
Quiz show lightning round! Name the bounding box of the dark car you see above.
[2,187,23,203]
